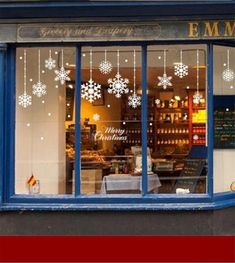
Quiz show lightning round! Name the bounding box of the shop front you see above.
[0,1,234,235]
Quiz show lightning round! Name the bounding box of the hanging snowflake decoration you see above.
[32,50,47,98]
[32,81,47,97]
[128,93,141,108]
[45,57,56,70]
[99,49,112,74]
[128,50,141,109]
[45,50,56,70]
[18,49,32,108]
[81,79,102,103]
[81,49,102,103]
[193,50,203,105]
[54,49,71,85]
[222,68,234,82]
[193,91,203,104]
[222,49,234,82]
[107,50,129,98]
[93,113,100,122]
[108,73,129,98]
[55,66,71,85]
[174,50,188,78]
[19,92,32,108]
[157,50,172,89]
[174,63,188,78]
[158,73,172,89]
[99,60,112,74]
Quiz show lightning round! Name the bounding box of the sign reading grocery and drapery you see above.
[0,20,234,42]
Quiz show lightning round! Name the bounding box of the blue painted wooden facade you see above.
[0,1,234,211]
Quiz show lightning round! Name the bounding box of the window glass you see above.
[213,45,235,193]
[80,46,143,194]
[15,47,76,194]
[147,45,208,194]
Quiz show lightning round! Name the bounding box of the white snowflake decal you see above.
[128,93,141,108]
[174,63,188,78]
[108,73,129,98]
[99,60,112,74]
[93,113,100,121]
[222,68,234,82]
[158,73,172,89]
[55,67,71,85]
[18,92,32,108]
[32,81,47,97]
[45,57,56,70]
[193,91,202,104]
[81,79,102,103]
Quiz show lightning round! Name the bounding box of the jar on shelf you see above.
[165,114,171,123]
[174,113,179,123]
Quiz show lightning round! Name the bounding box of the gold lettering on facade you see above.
[39,26,134,39]
[224,21,235,36]
[204,21,219,37]
[188,22,199,37]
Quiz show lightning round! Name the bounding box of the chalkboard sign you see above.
[173,159,205,193]
[214,96,235,149]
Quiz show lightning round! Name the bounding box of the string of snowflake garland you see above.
[222,49,234,82]
[107,50,129,98]
[128,49,141,109]
[81,49,102,103]
[193,49,203,105]
[99,49,112,74]
[54,49,71,85]
[18,49,32,108]
[174,50,188,78]
[32,49,47,98]
[45,49,56,70]
[157,49,172,89]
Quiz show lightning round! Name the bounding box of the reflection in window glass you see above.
[15,47,76,194]
[81,47,147,194]
[147,45,208,194]
[213,45,235,193]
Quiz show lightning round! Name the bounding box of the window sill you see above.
[1,196,235,211]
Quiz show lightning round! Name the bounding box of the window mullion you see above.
[0,44,7,203]
[141,45,148,195]
[75,45,81,196]
[207,44,214,198]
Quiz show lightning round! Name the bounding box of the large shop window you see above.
[80,46,144,195]
[15,47,76,194]
[147,45,208,194]
[15,44,209,197]
[213,45,235,193]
